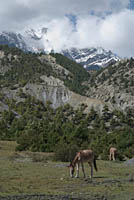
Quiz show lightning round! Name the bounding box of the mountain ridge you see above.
[62,47,120,70]
[0,29,120,70]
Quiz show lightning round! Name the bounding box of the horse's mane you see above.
[71,151,81,166]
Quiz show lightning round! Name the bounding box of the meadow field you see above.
[0,141,134,200]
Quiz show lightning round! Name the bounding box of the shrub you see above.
[54,143,79,162]
[124,146,134,159]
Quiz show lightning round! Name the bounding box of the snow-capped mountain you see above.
[0,29,120,70]
[0,30,51,53]
[0,31,31,52]
[62,47,120,70]
[23,28,121,70]
[25,27,53,53]
[26,28,48,40]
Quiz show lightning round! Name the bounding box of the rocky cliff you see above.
[1,74,111,115]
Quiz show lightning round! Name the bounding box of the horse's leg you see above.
[81,162,86,178]
[113,152,115,161]
[88,162,93,179]
[75,163,79,178]
[90,164,93,179]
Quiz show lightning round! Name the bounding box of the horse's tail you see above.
[93,157,98,171]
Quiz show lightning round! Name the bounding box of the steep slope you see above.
[87,58,134,111]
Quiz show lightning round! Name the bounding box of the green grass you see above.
[0,141,134,199]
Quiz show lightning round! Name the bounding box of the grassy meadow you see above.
[0,141,134,200]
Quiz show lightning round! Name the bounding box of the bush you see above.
[100,148,109,160]
[54,143,79,162]
[124,146,134,159]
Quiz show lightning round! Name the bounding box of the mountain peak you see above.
[0,29,120,70]
[62,47,120,70]
[26,27,48,40]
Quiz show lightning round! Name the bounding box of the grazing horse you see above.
[68,149,97,179]
[109,147,117,161]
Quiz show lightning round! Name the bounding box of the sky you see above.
[0,0,134,57]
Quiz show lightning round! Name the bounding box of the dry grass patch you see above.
[10,151,54,163]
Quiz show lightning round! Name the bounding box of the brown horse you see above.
[68,149,97,179]
[109,147,117,161]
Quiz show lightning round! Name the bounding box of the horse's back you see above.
[110,147,117,153]
[78,149,94,162]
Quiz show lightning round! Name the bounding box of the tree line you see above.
[0,93,134,161]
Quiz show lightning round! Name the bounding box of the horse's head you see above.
[68,163,75,178]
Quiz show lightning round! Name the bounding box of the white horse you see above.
[68,149,97,179]
[109,147,117,161]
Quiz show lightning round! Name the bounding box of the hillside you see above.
[87,58,134,111]
[0,45,89,94]
[0,45,134,115]
[0,45,111,113]
[0,45,134,159]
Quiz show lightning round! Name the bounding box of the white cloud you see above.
[99,9,134,57]
[0,0,134,57]
[0,0,130,31]
[41,9,134,57]
[41,17,75,51]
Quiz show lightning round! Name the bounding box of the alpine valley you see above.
[0,16,134,200]
[0,33,134,156]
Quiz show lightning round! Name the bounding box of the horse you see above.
[109,147,117,161]
[68,149,97,179]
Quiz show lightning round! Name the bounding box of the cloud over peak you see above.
[0,0,134,57]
